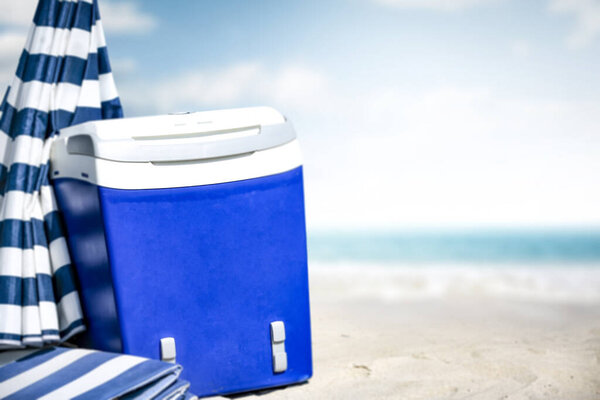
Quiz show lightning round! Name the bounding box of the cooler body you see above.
[50,107,312,396]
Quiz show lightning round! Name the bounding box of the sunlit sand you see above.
[220,264,600,399]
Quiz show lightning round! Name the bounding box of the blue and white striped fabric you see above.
[0,347,196,400]
[0,0,123,348]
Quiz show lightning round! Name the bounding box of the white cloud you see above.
[372,0,500,11]
[119,62,331,115]
[100,1,158,35]
[549,0,600,48]
[303,85,600,229]
[511,40,531,57]
[0,32,26,67]
[372,0,600,48]
[0,0,37,27]
[0,31,28,95]
[267,66,328,109]
[109,57,138,75]
[0,0,34,91]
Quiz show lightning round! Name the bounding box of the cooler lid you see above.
[57,107,296,163]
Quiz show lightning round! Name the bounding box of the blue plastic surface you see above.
[53,179,123,353]
[53,167,312,396]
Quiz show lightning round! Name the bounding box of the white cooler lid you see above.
[50,107,303,190]
[57,106,296,162]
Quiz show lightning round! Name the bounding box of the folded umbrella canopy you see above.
[0,0,123,348]
[0,347,196,399]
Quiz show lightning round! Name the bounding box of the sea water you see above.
[307,230,600,302]
[308,230,600,264]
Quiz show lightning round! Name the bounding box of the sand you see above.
[211,265,600,400]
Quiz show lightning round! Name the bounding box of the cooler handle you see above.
[66,120,296,163]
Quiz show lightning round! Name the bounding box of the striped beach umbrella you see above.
[0,0,123,348]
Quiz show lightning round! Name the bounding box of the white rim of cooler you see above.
[49,107,303,190]
[50,139,303,190]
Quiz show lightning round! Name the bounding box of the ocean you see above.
[308,230,600,264]
[307,230,600,303]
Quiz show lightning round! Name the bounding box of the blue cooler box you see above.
[49,107,312,397]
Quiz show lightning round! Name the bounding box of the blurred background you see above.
[2,0,600,301]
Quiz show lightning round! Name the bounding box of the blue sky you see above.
[2,0,600,230]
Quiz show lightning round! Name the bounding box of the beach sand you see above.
[213,265,600,400]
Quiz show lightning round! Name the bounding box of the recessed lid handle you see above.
[65,120,296,163]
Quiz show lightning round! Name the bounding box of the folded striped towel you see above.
[0,347,196,400]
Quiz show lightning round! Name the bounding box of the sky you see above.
[1,0,600,230]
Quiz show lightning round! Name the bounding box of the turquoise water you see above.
[307,230,600,264]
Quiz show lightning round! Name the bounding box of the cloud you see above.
[0,31,28,96]
[511,40,531,57]
[0,0,35,91]
[371,0,500,11]
[119,62,331,115]
[100,1,158,35]
[549,0,600,48]
[109,57,138,75]
[0,0,37,27]
[0,32,26,69]
[372,0,599,48]
[303,85,600,229]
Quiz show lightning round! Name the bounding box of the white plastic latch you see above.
[160,337,176,363]
[270,321,287,373]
